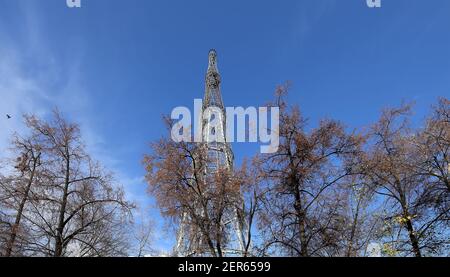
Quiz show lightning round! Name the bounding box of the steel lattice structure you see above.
[174,50,248,257]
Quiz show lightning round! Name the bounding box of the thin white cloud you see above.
[0,2,170,254]
[0,37,49,162]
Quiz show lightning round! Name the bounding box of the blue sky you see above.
[0,0,449,253]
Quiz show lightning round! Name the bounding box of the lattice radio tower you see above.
[174,50,248,257]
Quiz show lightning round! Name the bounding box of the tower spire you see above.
[207,49,219,73]
[204,49,223,109]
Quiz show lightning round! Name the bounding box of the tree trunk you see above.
[346,199,361,257]
[54,153,70,257]
[294,183,308,257]
[405,218,421,257]
[399,187,422,258]
[5,157,38,257]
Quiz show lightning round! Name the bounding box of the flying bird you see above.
[6,114,11,119]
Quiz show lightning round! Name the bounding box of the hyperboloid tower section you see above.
[174,50,248,257]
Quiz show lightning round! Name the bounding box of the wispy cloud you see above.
[0,2,169,253]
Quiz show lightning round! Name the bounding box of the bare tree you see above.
[363,103,449,256]
[0,173,13,254]
[254,85,364,257]
[0,110,134,257]
[132,216,155,257]
[412,98,450,255]
[415,98,449,199]
[239,162,262,257]
[0,125,46,256]
[143,119,247,257]
[3,135,42,256]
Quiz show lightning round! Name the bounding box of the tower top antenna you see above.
[208,49,218,73]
